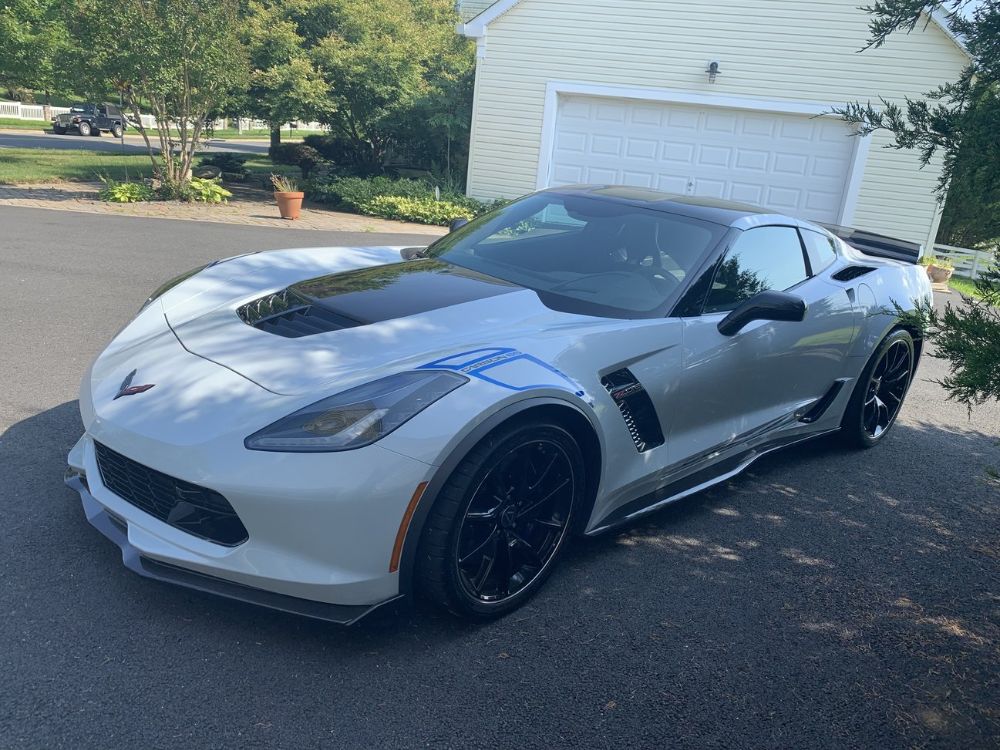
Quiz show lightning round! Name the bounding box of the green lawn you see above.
[0,147,294,184]
[949,275,998,300]
[0,117,51,130]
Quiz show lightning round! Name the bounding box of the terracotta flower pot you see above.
[928,264,954,284]
[274,191,304,220]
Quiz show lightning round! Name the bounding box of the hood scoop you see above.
[237,288,360,339]
[238,259,518,339]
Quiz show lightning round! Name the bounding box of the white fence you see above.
[1,101,325,133]
[0,101,70,119]
[931,243,996,280]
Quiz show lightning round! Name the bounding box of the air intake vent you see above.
[832,265,876,282]
[601,368,665,453]
[237,289,358,338]
[95,442,248,546]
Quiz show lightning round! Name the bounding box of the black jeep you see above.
[52,103,126,137]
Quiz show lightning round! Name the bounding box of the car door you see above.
[95,106,110,131]
[667,225,858,464]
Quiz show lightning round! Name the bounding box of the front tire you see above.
[77,121,92,136]
[842,329,914,448]
[416,420,584,619]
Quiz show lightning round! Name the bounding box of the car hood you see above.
[158,246,596,396]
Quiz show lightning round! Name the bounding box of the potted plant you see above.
[271,173,304,220]
[927,255,955,284]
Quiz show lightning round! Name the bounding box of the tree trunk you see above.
[270,126,281,149]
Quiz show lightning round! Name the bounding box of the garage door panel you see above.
[549,95,855,223]
[730,183,765,204]
[697,145,732,168]
[626,138,658,159]
[735,149,769,172]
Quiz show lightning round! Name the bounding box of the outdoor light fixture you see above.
[706,61,721,83]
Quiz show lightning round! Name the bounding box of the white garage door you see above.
[548,95,856,224]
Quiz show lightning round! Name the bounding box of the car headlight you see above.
[245,371,468,453]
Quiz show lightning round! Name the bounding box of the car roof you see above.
[544,184,777,226]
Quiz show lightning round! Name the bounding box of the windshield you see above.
[69,105,92,113]
[428,192,727,318]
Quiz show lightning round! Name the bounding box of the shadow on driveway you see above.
[2,399,997,747]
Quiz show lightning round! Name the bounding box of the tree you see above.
[65,0,249,191]
[831,2,999,236]
[841,2,1000,411]
[0,0,67,106]
[309,0,474,174]
[242,2,329,148]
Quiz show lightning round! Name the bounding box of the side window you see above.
[704,226,808,313]
[800,229,838,273]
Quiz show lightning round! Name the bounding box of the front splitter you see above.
[65,473,401,626]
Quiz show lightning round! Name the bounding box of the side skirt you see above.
[585,428,838,536]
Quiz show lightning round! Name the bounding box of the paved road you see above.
[1,206,997,748]
[0,130,269,154]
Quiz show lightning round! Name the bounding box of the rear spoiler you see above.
[820,224,921,264]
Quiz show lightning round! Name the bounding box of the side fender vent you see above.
[832,265,877,282]
[601,368,665,453]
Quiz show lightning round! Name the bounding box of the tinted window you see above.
[704,226,808,313]
[428,192,727,318]
[801,229,838,273]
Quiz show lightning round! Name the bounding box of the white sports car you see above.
[66,186,931,622]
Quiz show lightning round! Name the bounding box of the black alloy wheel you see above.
[456,439,575,602]
[417,421,584,619]
[843,329,914,448]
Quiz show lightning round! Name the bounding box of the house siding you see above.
[465,0,968,244]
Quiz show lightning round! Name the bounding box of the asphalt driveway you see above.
[1,206,997,748]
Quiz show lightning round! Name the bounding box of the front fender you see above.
[394,393,604,600]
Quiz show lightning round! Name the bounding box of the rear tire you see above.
[841,329,914,448]
[416,420,584,619]
[111,123,123,138]
[77,121,91,137]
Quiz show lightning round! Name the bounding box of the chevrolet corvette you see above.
[66,185,930,622]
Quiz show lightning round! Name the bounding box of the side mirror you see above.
[449,217,469,233]
[717,290,806,336]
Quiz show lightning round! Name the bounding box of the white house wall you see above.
[465,0,969,244]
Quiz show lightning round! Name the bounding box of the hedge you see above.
[305,176,508,226]
[359,195,474,225]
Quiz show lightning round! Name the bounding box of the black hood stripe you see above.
[238,259,522,339]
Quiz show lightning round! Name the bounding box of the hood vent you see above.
[237,289,359,339]
[601,368,664,453]
[832,265,876,282]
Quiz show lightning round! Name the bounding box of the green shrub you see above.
[99,178,155,203]
[360,195,473,226]
[304,175,509,224]
[188,177,232,204]
[302,135,371,168]
[309,176,431,209]
[269,143,325,178]
[197,153,249,177]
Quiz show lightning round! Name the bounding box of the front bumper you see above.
[66,424,434,623]
[65,472,398,625]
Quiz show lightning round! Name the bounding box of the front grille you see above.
[94,442,248,546]
[237,289,356,338]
